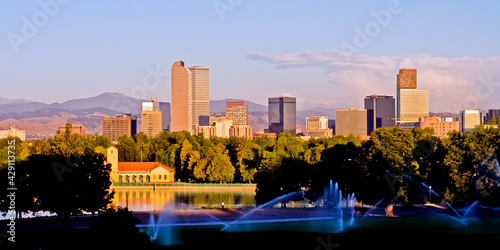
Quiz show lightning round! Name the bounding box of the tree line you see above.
[1,122,500,220]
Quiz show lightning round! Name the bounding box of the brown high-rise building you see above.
[102,114,137,143]
[226,101,248,125]
[396,69,428,128]
[397,69,417,89]
[171,61,210,133]
[171,61,193,133]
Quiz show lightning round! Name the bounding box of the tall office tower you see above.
[364,95,395,135]
[484,109,500,123]
[268,97,296,136]
[335,108,367,136]
[159,102,171,131]
[226,101,248,125]
[460,109,482,132]
[171,61,193,133]
[306,116,333,138]
[396,69,429,128]
[102,114,137,143]
[188,66,210,127]
[141,99,162,138]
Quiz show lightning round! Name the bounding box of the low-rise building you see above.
[58,124,86,136]
[106,146,174,183]
[229,125,253,139]
[419,117,459,138]
[0,126,26,141]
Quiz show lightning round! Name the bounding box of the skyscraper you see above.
[188,66,210,127]
[268,97,296,135]
[171,61,210,133]
[396,69,429,128]
[171,61,193,133]
[364,95,395,134]
[141,99,162,138]
[335,108,367,136]
[460,109,482,132]
[226,101,248,125]
[159,102,170,131]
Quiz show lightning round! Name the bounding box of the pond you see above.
[112,186,256,211]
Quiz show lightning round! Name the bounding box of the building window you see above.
[159,175,161,180]
[118,175,123,182]
[146,176,150,182]
[164,174,167,180]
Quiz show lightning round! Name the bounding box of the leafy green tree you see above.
[238,141,262,183]
[206,143,235,183]
[116,136,138,162]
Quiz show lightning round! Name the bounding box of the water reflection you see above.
[113,187,256,211]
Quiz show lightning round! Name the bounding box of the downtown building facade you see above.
[364,95,395,135]
[268,96,296,136]
[419,117,459,138]
[57,124,86,136]
[102,114,137,143]
[484,109,500,124]
[460,109,483,132]
[226,101,248,125]
[396,69,429,128]
[306,116,333,138]
[141,99,162,138]
[170,61,209,134]
[0,126,26,141]
[335,108,367,137]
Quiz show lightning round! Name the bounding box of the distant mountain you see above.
[50,92,143,115]
[0,97,32,105]
[0,107,119,138]
[0,92,144,115]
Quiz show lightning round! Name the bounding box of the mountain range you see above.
[0,92,336,138]
[0,92,458,139]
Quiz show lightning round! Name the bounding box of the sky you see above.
[1,0,500,112]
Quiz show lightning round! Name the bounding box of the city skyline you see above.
[1,1,500,113]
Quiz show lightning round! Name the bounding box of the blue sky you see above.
[1,0,499,112]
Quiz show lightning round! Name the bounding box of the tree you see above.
[116,136,138,162]
[206,144,235,183]
[27,153,114,228]
[238,141,261,183]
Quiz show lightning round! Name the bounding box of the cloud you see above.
[247,51,500,112]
